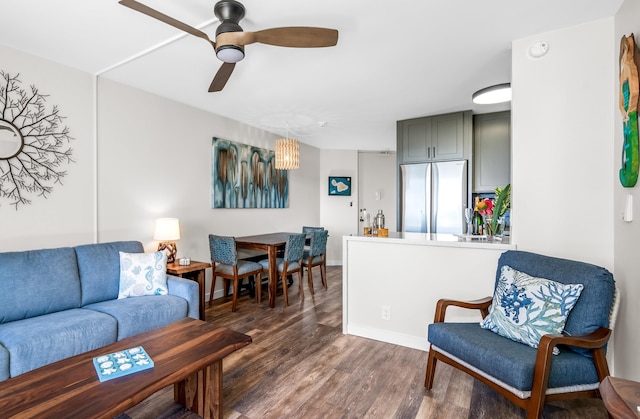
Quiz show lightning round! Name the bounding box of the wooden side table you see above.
[599,376,640,419]
[166,260,211,321]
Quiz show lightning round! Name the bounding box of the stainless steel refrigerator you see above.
[399,160,468,234]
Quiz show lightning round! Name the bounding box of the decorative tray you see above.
[93,346,154,382]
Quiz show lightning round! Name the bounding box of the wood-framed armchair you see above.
[424,250,619,418]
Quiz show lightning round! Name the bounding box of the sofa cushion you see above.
[480,265,583,354]
[84,295,188,340]
[118,251,168,298]
[496,251,615,357]
[0,247,81,323]
[0,309,117,377]
[428,322,600,392]
[75,241,144,306]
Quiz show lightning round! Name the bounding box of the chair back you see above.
[496,250,615,355]
[208,234,238,266]
[308,230,329,257]
[284,233,306,264]
[302,226,324,234]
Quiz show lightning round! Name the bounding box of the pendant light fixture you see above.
[472,83,512,105]
[274,123,300,170]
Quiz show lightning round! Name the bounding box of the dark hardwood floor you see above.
[123,266,608,419]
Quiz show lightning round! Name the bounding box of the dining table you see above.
[235,232,300,308]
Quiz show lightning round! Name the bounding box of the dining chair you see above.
[208,234,263,312]
[302,226,324,233]
[259,233,306,306]
[302,229,328,294]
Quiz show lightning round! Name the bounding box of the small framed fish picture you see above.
[328,176,351,196]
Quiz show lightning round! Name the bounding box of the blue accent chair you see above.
[209,234,263,312]
[424,250,618,418]
[259,233,306,306]
[302,229,329,294]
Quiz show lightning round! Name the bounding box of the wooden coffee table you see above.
[0,318,251,418]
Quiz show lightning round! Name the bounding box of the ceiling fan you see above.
[119,0,339,92]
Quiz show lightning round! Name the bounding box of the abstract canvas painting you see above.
[212,138,289,208]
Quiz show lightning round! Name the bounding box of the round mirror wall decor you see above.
[0,71,74,209]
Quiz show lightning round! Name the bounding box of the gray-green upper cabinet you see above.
[473,111,511,192]
[399,112,466,163]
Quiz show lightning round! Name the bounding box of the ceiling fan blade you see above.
[209,63,236,92]
[119,0,215,48]
[218,27,339,48]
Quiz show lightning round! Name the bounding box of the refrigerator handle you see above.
[431,164,439,233]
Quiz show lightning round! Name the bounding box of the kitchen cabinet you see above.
[473,111,511,192]
[398,111,469,163]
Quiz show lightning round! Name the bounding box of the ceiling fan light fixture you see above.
[216,45,245,63]
[472,83,512,105]
[275,138,300,170]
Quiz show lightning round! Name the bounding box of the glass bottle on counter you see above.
[473,197,483,235]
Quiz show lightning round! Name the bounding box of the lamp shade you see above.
[472,83,512,105]
[153,218,180,241]
[274,138,300,170]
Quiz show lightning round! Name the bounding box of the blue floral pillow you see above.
[117,251,168,299]
[480,265,584,354]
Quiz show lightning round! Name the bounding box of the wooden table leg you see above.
[174,371,201,414]
[268,245,277,308]
[195,269,206,321]
[203,361,224,419]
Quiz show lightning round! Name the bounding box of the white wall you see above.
[97,78,322,299]
[0,45,95,251]
[319,149,359,265]
[613,0,640,382]
[358,151,397,232]
[511,20,615,269]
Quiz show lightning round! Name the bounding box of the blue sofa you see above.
[0,241,199,381]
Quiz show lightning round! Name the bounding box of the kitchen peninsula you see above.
[342,233,515,351]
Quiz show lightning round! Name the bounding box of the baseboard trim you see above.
[345,324,429,352]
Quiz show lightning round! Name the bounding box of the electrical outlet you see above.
[382,305,391,321]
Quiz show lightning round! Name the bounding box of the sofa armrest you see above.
[433,296,493,323]
[167,275,199,320]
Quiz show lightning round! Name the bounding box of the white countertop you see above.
[345,232,516,250]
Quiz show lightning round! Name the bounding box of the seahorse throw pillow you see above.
[118,251,168,299]
[480,265,584,354]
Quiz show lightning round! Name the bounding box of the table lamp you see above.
[154,218,180,263]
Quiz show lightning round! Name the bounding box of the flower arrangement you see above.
[475,184,511,236]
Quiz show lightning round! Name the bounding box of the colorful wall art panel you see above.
[212,138,289,208]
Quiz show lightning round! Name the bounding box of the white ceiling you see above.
[0,0,622,150]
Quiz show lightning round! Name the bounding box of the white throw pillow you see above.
[118,251,168,299]
[479,265,584,354]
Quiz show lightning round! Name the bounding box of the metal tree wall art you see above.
[0,71,74,209]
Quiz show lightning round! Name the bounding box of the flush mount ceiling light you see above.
[472,83,512,105]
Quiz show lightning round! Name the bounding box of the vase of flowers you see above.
[474,184,511,240]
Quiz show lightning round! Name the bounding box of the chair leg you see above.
[320,260,327,289]
[209,275,217,307]
[307,263,315,295]
[255,274,262,304]
[298,270,304,299]
[282,274,289,306]
[424,347,438,389]
[231,278,239,312]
